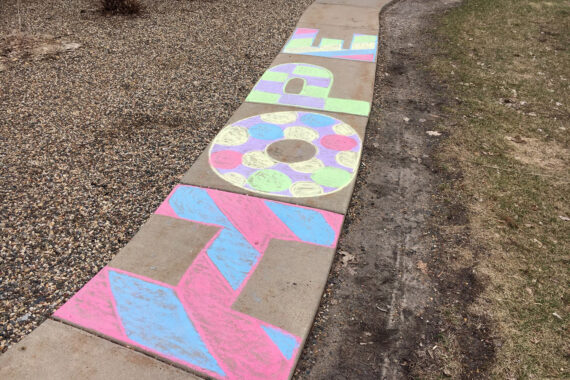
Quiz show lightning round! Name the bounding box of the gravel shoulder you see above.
[0,0,312,352]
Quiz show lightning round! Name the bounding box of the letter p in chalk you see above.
[246,63,370,117]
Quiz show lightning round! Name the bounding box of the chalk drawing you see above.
[283,28,378,62]
[54,185,344,380]
[245,63,371,116]
[209,111,362,198]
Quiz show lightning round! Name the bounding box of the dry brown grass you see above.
[430,0,569,378]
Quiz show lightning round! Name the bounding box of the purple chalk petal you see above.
[302,76,331,88]
[254,80,284,94]
[280,94,325,109]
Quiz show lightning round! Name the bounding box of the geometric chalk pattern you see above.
[245,63,371,116]
[54,185,344,380]
[209,111,362,198]
[283,28,378,62]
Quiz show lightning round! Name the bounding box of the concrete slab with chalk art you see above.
[0,320,202,380]
[181,102,370,215]
[52,185,343,379]
[246,53,376,116]
[282,26,379,62]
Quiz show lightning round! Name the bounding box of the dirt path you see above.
[294,0,486,378]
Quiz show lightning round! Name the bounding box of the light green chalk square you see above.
[319,38,343,49]
[293,65,331,78]
[261,71,289,82]
[246,91,281,104]
[325,98,370,116]
[302,85,330,98]
[285,38,314,49]
[353,35,378,44]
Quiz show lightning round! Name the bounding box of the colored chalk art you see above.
[283,28,378,62]
[54,185,343,380]
[209,111,362,198]
[245,63,371,116]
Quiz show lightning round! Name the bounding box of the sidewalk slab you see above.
[0,319,199,380]
[232,239,335,338]
[53,185,344,380]
[181,103,368,215]
[110,215,219,286]
[282,25,379,62]
[315,0,392,10]
[246,53,376,116]
[298,3,380,29]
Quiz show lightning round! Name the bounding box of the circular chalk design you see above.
[209,111,362,197]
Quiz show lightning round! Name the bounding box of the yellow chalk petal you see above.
[284,126,319,142]
[333,123,357,136]
[222,172,247,186]
[336,151,358,169]
[260,111,298,125]
[290,181,324,197]
[215,126,249,146]
[242,151,276,169]
[289,157,324,173]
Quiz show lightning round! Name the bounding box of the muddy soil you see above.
[294,0,495,379]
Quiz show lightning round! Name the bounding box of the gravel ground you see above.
[0,0,312,352]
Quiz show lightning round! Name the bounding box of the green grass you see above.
[430,0,569,378]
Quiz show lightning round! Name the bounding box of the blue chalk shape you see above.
[303,49,376,58]
[249,123,284,140]
[265,201,335,246]
[108,271,225,376]
[168,186,232,229]
[261,325,299,360]
[300,113,336,127]
[207,229,260,290]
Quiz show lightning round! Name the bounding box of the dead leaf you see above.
[417,260,428,274]
[63,42,81,51]
[339,250,355,267]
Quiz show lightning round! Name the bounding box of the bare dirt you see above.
[294,0,496,378]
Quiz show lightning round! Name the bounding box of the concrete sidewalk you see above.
[0,0,391,378]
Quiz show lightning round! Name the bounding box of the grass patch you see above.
[430,0,569,378]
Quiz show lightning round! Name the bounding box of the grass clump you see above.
[430,0,569,378]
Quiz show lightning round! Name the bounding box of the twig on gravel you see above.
[17,0,23,32]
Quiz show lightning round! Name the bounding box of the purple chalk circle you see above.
[208,111,362,198]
